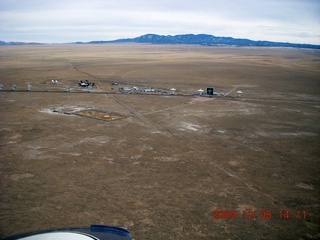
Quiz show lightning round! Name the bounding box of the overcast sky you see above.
[0,0,319,44]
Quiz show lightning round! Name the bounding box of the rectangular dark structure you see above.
[207,87,214,95]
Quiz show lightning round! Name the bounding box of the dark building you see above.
[207,87,214,95]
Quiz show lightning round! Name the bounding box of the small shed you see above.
[207,87,214,95]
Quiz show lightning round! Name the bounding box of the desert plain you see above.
[0,44,319,240]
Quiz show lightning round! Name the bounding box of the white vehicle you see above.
[3,225,132,240]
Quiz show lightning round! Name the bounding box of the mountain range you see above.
[1,34,319,49]
[0,40,43,46]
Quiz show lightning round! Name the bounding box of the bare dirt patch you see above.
[74,110,126,121]
[41,106,126,122]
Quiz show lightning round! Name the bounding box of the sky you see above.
[0,0,319,44]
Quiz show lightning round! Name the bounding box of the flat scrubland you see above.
[0,44,319,240]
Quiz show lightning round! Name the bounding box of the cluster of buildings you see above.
[116,86,176,94]
[0,80,243,97]
[196,87,229,97]
[195,87,242,97]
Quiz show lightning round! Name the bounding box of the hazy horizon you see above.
[0,0,319,45]
[1,33,320,46]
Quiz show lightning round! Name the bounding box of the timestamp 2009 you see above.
[212,209,307,220]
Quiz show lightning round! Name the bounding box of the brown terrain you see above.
[0,44,319,240]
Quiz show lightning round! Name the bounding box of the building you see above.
[207,87,214,95]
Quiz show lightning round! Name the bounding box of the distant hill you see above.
[85,34,320,50]
[1,34,319,49]
[0,40,43,46]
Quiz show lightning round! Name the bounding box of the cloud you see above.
[0,0,319,44]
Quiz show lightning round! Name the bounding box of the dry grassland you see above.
[0,44,319,240]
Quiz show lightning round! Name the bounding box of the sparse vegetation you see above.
[0,44,319,240]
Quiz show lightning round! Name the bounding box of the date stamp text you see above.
[212,209,307,220]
